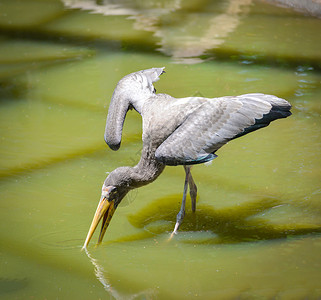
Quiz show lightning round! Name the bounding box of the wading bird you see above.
[83,67,291,248]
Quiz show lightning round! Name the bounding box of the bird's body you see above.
[83,67,291,248]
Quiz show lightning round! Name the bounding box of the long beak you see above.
[82,187,116,249]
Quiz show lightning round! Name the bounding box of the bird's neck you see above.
[131,147,165,188]
[105,149,164,191]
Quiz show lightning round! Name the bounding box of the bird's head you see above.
[82,168,131,249]
[104,67,165,151]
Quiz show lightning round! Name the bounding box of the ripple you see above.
[29,229,84,251]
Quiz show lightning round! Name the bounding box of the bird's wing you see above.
[155,93,291,166]
[105,67,165,151]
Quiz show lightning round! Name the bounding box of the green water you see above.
[0,0,320,299]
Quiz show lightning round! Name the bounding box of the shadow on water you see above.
[84,195,321,299]
[108,195,321,245]
[0,278,28,296]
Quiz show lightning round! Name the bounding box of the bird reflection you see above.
[83,195,321,297]
[84,248,156,299]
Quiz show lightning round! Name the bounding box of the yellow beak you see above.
[82,186,116,249]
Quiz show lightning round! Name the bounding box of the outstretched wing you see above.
[105,67,165,151]
[155,93,291,166]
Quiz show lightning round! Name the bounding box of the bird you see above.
[82,67,291,248]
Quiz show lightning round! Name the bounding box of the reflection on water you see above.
[155,0,253,63]
[0,0,321,298]
[85,248,157,299]
[63,0,253,63]
[294,65,317,97]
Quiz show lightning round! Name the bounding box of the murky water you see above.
[0,0,320,299]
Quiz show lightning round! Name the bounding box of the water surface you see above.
[0,0,320,299]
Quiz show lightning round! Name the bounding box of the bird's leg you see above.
[170,166,190,238]
[185,166,197,212]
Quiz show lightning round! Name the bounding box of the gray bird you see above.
[83,67,291,248]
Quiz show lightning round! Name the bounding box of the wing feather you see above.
[155,93,291,166]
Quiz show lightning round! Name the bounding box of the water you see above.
[0,0,320,299]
